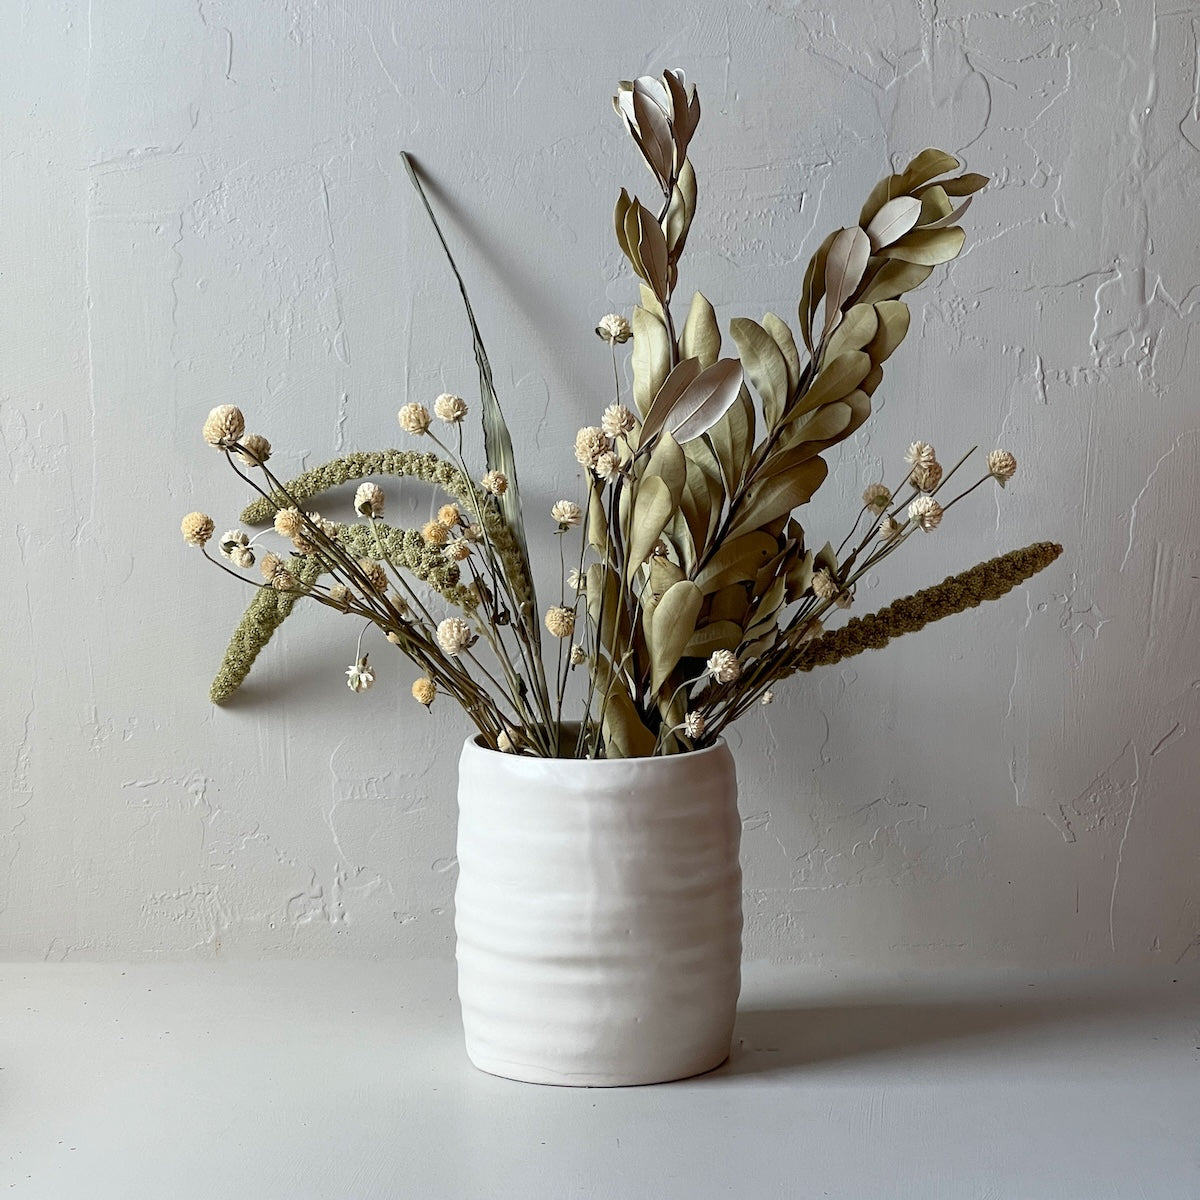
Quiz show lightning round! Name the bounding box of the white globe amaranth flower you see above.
[593,451,621,481]
[397,402,431,435]
[358,558,389,592]
[444,539,472,562]
[862,482,891,512]
[566,568,585,591]
[812,568,839,600]
[988,449,1017,486]
[354,482,385,518]
[683,711,706,739]
[328,582,351,608]
[707,649,741,684]
[433,393,468,424]
[574,426,610,469]
[219,529,251,560]
[905,440,936,468]
[346,656,375,693]
[545,605,576,639]
[911,460,943,493]
[601,404,636,438]
[411,677,436,707]
[481,470,508,496]
[235,433,272,466]
[551,499,583,528]
[908,494,944,532]
[569,644,587,666]
[202,404,245,447]
[595,313,632,344]
[436,617,475,656]
[760,690,775,705]
[274,507,303,539]
[422,520,451,546]
[877,514,902,541]
[180,512,214,547]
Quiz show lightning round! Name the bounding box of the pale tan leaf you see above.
[602,684,657,759]
[679,291,721,368]
[694,531,778,594]
[650,579,704,692]
[659,358,745,444]
[665,158,698,263]
[799,229,838,352]
[855,259,935,305]
[788,351,871,422]
[639,357,702,444]
[625,475,675,582]
[822,227,871,340]
[682,620,743,657]
[711,583,751,626]
[644,430,687,507]
[879,227,966,267]
[916,184,953,226]
[921,194,974,230]
[866,196,922,250]
[727,458,829,537]
[706,384,754,494]
[650,555,686,598]
[761,313,801,397]
[730,317,790,430]
[930,172,988,197]
[899,148,960,190]
[822,304,879,364]
[631,308,678,417]
[858,173,905,228]
[867,301,910,364]
[635,202,670,300]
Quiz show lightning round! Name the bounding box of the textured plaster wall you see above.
[2,0,1198,965]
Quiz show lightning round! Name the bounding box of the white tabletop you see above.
[3,960,1197,1199]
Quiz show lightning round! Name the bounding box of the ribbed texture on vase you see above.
[455,739,743,1086]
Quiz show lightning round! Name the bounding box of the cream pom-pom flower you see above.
[905,440,936,468]
[433,393,468,424]
[354,482,385,518]
[707,649,741,684]
[438,503,461,527]
[601,404,636,438]
[235,433,272,466]
[411,677,437,707]
[545,606,576,639]
[481,470,508,496]
[812,568,839,600]
[862,483,891,512]
[908,495,944,532]
[202,404,245,447]
[683,711,706,739]
[437,617,475,656]
[988,449,1017,485]
[551,499,583,528]
[911,460,943,493]
[574,426,610,469]
[180,512,215,547]
[346,656,375,693]
[422,520,451,546]
[397,402,431,435]
[877,514,902,541]
[595,313,632,344]
[358,558,389,592]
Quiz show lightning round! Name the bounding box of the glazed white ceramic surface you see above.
[455,738,743,1086]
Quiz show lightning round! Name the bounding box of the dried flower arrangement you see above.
[183,69,1061,759]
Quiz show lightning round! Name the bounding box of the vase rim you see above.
[462,731,729,771]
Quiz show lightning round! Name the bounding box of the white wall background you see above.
[2,0,1197,966]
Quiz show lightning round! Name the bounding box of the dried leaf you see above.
[632,81,674,188]
[711,583,751,626]
[899,148,960,191]
[822,303,879,363]
[727,458,829,537]
[822,227,871,340]
[706,384,755,494]
[730,317,790,430]
[865,195,922,250]
[650,554,686,598]
[639,357,703,443]
[788,351,871,422]
[762,313,802,397]
[799,229,838,352]
[682,621,743,657]
[916,184,953,226]
[867,301,910,363]
[855,259,935,305]
[930,172,988,197]
[922,194,973,230]
[661,358,745,444]
[879,226,966,266]
[644,430,687,508]
[602,684,657,759]
[694,531,778,594]
[631,305,673,416]
[634,202,670,300]
[626,475,675,582]
[650,579,704,692]
[764,403,853,471]
[665,158,698,264]
[858,173,905,228]
[679,291,722,368]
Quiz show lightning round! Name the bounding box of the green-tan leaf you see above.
[730,317,790,430]
[727,458,829,536]
[761,313,802,397]
[650,580,704,692]
[631,305,674,416]
[626,475,675,582]
[822,227,871,340]
[855,259,935,305]
[706,384,754,494]
[682,620,744,657]
[679,291,721,368]
[694,531,778,594]
[879,226,966,267]
[788,351,871,422]
[866,195,922,250]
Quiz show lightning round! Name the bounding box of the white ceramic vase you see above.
[455,736,743,1086]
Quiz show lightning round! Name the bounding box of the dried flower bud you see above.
[219,529,251,560]
[291,512,323,554]
[761,690,775,705]
[551,499,583,528]
[346,656,375,693]
[386,631,402,645]
[567,568,585,591]
[911,460,943,492]
[397,402,431,435]
[235,434,272,466]
[445,539,472,562]
[231,546,255,570]
[272,570,296,592]
[908,495,944,532]
[354,482,385,518]
[650,539,670,558]
[877,515,902,541]
[422,520,451,546]
[358,558,388,592]
[593,451,620,481]
[601,404,636,438]
[707,649,741,684]
[683,711,706,739]
[411,677,437,707]
[437,617,475,656]
[433,393,468,424]
[497,730,517,753]
[812,568,840,600]
[569,644,587,666]
[862,483,891,512]
[481,470,508,496]
[329,582,351,609]
[574,426,610,469]
[437,503,461,527]
[259,551,285,581]
[988,449,1017,486]
[274,508,303,539]
[388,592,409,617]
[905,441,936,468]
[545,605,576,639]
[595,313,632,344]
[180,512,215,547]
[202,404,245,447]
